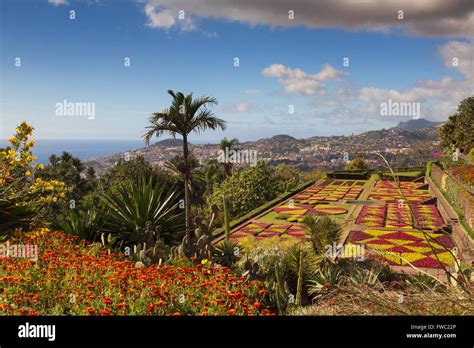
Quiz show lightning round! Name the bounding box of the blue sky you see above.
[1,0,473,142]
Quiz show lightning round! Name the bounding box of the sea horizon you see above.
[0,139,219,164]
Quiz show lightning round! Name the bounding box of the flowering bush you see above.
[0,122,68,231]
[0,230,274,316]
[450,163,474,186]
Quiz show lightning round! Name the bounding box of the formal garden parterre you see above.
[230,177,460,272]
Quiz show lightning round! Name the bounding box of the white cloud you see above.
[143,0,474,38]
[144,5,176,29]
[48,0,68,6]
[262,64,346,95]
[357,39,473,120]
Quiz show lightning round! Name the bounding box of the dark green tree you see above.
[219,137,239,178]
[439,96,474,152]
[36,151,96,204]
[345,157,369,171]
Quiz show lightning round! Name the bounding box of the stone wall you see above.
[431,164,474,230]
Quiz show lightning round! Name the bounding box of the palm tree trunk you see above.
[182,134,191,254]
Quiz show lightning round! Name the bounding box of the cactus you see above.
[129,222,171,267]
[173,204,220,263]
[100,232,123,255]
[296,254,304,306]
[223,195,231,243]
[273,261,293,314]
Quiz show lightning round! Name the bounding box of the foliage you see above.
[90,156,176,205]
[439,96,474,152]
[289,279,473,316]
[303,215,342,255]
[0,122,68,232]
[35,152,96,208]
[57,208,104,242]
[171,211,217,262]
[164,155,205,206]
[0,230,274,316]
[219,137,239,178]
[274,163,302,192]
[101,177,184,245]
[207,161,281,218]
[345,157,369,171]
[213,240,242,267]
[202,159,225,197]
[450,162,474,185]
[0,183,34,235]
[143,90,226,254]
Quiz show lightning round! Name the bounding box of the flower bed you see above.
[231,222,306,242]
[449,163,474,186]
[292,179,365,203]
[346,229,456,269]
[0,230,274,316]
[368,180,431,203]
[356,204,444,230]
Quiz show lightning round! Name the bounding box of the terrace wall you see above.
[430,164,474,231]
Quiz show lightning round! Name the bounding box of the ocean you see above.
[0,139,217,164]
[0,139,144,164]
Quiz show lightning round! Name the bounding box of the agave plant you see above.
[303,214,342,255]
[101,177,184,245]
[213,240,242,267]
[308,266,343,297]
[0,184,34,237]
[57,208,104,242]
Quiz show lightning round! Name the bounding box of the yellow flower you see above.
[201,258,208,265]
[52,197,58,202]
[60,192,65,198]
[25,170,31,176]
[37,164,45,169]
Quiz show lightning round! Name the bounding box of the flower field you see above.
[230,179,362,243]
[0,230,273,316]
[346,228,456,269]
[356,203,444,230]
[230,222,306,242]
[229,177,458,271]
[367,180,432,203]
[348,178,457,270]
[293,179,365,203]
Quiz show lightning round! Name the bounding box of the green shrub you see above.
[101,177,184,245]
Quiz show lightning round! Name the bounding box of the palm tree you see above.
[164,155,206,207]
[219,137,239,178]
[144,90,226,254]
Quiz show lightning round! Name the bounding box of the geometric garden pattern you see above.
[347,179,456,269]
[231,178,457,270]
[346,229,456,269]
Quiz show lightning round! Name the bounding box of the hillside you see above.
[392,118,442,131]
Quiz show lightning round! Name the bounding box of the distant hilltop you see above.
[391,118,442,131]
[153,138,187,146]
